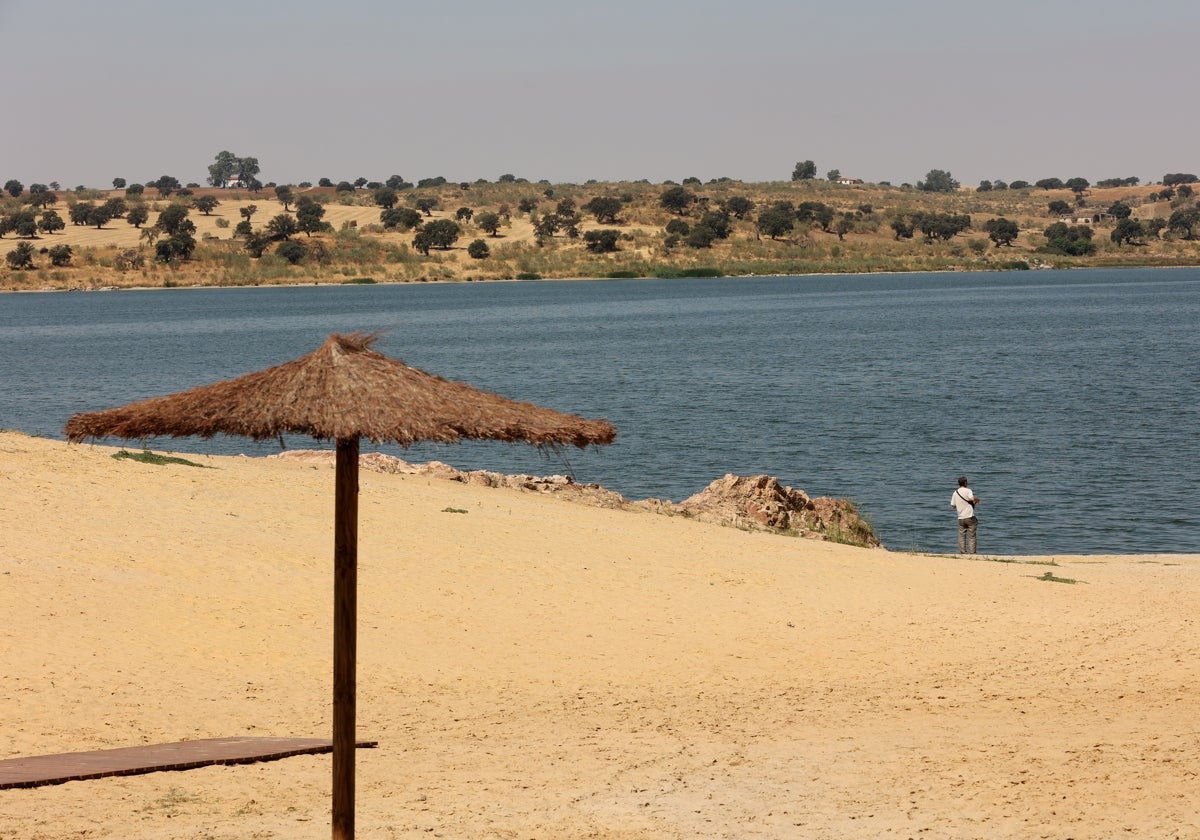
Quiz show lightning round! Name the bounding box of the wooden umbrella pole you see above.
[332,437,360,840]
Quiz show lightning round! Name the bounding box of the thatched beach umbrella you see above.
[65,332,616,840]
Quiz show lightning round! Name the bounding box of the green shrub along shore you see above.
[3,170,1198,290]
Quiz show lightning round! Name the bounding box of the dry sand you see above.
[1,431,1196,839]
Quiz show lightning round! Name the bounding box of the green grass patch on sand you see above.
[1034,570,1081,584]
[113,450,210,468]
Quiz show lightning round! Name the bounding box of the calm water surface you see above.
[2,268,1197,555]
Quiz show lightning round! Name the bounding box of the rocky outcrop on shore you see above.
[270,450,881,547]
[644,473,881,547]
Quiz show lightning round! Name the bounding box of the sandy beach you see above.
[1,431,1197,839]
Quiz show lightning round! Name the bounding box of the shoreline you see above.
[4,260,1199,295]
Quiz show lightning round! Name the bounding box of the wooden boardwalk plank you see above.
[0,737,378,790]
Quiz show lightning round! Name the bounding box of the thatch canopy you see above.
[65,332,617,449]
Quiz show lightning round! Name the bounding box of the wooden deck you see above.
[0,737,378,790]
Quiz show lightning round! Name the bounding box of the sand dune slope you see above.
[1,432,1196,839]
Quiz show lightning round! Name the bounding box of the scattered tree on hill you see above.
[517,197,538,214]
[149,204,197,262]
[69,202,93,226]
[112,177,126,189]
[276,240,306,264]
[1110,218,1146,246]
[917,169,959,192]
[243,231,271,257]
[101,197,126,219]
[381,207,423,231]
[1048,200,1072,216]
[1097,176,1140,188]
[414,197,438,216]
[373,187,398,209]
[417,176,447,189]
[126,205,149,228]
[467,238,490,259]
[193,195,220,215]
[1167,207,1199,240]
[1107,201,1133,219]
[583,229,620,253]
[796,201,835,231]
[1035,177,1064,190]
[334,181,354,194]
[267,213,299,240]
[155,204,194,236]
[826,169,841,182]
[683,210,733,249]
[455,206,473,222]
[125,183,144,196]
[977,180,993,192]
[1162,173,1198,186]
[385,174,411,190]
[721,196,755,220]
[154,233,196,263]
[983,217,1019,246]
[475,211,502,236]
[88,204,115,229]
[422,218,461,249]
[6,241,35,269]
[1009,180,1031,190]
[791,160,817,181]
[918,213,971,242]
[582,196,623,224]
[660,186,696,215]
[208,151,238,187]
[8,210,37,238]
[757,204,795,240]
[274,185,294,211]
[834,215,855,240]
[1065,177,1090,195]
[890,216,916,240]
[4,180,23,197]
[37,210,65,235]
[533,213,562,240]
[27,185,57,208]
[1042,222,1095,255]
[295,198,327,236]
[353,177,368,189]
[48,243,72,266]
[151,175,181,197]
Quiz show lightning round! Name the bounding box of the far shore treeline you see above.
[2,154,1198,289]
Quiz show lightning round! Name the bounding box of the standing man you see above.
[951,476,980,554]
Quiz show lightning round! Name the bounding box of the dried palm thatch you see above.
[65,332,616,449]
[64,331,615,840]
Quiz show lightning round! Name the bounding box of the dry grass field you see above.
[2,179,1197,291]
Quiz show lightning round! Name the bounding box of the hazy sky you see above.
[4,0,1197,189]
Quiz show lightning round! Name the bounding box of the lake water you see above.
[2,268,1197,555]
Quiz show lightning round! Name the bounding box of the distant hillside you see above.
[3,178,1198,290]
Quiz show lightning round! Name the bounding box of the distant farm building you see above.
[1059,212,1116,225]
[836,177,864,185]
